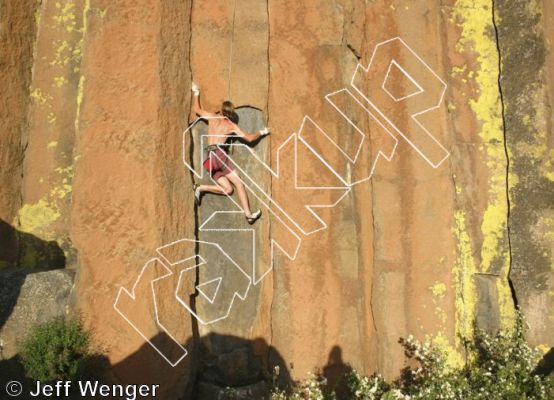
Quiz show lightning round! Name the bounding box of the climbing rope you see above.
[228,0,238,99]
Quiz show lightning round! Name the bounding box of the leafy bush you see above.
[273,316,554,400]
[20,317,92,381]
[272,369,336,400]
[345,373,390,400]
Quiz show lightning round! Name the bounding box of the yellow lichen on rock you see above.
[452,1,507,273]
[430,281,447,298]
[30,88,52,105]
[426,331,465,369]
[53,76,68,87]
[75,75,86,131]
[15,199,61,235]
[53,1,77,32]
[47,112,57,125]
[453,210,478,345]
[453,0,515,331]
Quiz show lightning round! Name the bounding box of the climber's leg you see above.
[225,170,260,220]
[199,176,234,196]
[194,177,233,206]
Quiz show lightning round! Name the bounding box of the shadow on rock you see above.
[0,355,36,400]
[535,347,554,377]
[110,331,293,400]
[0,220,67,332]
[0,353,111,400]
[323,346,353,400]
[0,219,65,270]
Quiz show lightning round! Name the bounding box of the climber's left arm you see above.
[231,124,270,143]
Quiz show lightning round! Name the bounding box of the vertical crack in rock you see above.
[266,0,271,118]
[346,44,361,61]
[340,3,361,61]
[187,1,201,381]
[491,0,518,308]
[266,0,275,359]
[228,0,238,99]
[16,142,30,226]
[15,0,44,226]
[491,0,554,346]
[440,1,470,357]
[369,178,379,336]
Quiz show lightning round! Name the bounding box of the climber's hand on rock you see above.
[259,127,270,136]
[192,82,200,96]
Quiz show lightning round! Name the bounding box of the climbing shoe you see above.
[193,183,202,206]
[246,210,262,225]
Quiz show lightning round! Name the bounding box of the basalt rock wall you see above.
[0,0,553,399]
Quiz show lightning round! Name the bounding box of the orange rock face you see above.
[69,1,196,396]
[1,0,553,398]
[0,1,38,224]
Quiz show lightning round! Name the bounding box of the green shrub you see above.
[273,315,554,400]
[272,372,336,400]
[20,317,92,381]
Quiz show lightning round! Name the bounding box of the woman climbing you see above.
[191,82,270,225]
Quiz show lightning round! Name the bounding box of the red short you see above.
[203,147,235,180]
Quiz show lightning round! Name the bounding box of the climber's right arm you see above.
[192,82,215,118]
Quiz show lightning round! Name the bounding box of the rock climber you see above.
[191,82,270,225]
